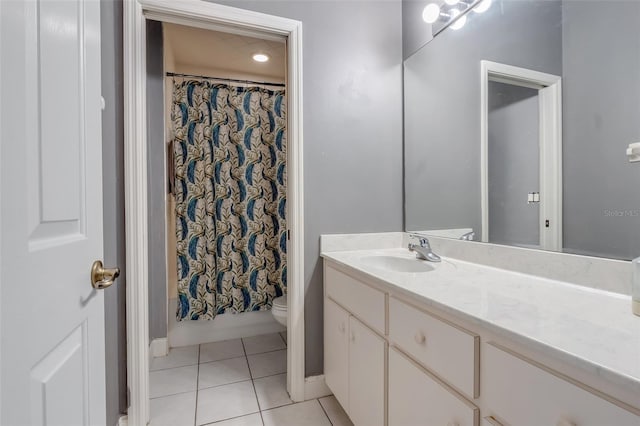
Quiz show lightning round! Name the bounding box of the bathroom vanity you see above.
[322,233,640,426]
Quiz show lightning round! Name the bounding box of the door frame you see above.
[123,1,305,424]
[480,60,562,251]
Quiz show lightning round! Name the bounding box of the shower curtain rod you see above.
[166,72,285,88]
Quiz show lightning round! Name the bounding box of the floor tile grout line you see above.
[259,399,313,415]
[198,354,249,367]
[150,361,200,372]
[198,410,261,426]
[244,346,287,358]
[241,338,265,425]
[240,337,248,358]
[255,397,295,412]
[277,331,287,347]
[198,378,253,392]
[149,388,198,401]
[317,397,335,426]
[194,344,201,426]
[251,377,266,425]
[149,371,287,401]
[200,340,246,364]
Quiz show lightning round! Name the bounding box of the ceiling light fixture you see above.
[252,53,269,63]
[449,8,467,30]
[422,3,441,23]
[473,0,492,13]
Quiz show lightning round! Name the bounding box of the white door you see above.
[0,0,109,424]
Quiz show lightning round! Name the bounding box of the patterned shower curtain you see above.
[171,79,287,321]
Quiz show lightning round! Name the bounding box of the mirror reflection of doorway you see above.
[480,61,563,251]
[488,82,540,248]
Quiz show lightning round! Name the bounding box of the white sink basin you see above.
[360,255,436,273]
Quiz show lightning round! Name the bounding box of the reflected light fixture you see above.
[422,3,441,24]
[252,53,269,63]
[473,0,492,13]
[449,8,467,30]
[423,0,487,31]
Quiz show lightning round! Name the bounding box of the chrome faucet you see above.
[408,236,441,262]
[459,231,475,241]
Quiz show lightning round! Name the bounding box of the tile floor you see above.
[150,332,353,426]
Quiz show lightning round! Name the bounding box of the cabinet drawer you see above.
[325,265,385,334]
[483,343,640,426]
[389,297,479,399]
[389,347,479,426]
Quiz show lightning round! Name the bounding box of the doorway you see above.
[480,60,562,251]
[123,2,305,424]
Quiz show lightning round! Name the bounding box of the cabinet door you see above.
[483,343,640,426]
[324,298,350,409]
[389,347,479,426]
[349,316,386,426]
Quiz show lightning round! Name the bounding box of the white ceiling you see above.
[163,23,286,80]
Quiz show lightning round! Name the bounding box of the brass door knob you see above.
[91,260,120,290]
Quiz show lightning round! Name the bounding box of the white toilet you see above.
[272,295,287,327]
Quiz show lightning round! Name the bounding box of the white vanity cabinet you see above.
[324,269,386,426]
[323,260,640,426]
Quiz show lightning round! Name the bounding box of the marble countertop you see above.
[321,247,640,397]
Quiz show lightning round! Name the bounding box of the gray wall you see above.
[404,0,562,236]
[561,1,640,259]
[208,0,404,375]
[102,1,403,403]
[146,20,167,340]
[101,0,127,424]
[488,82,539,247]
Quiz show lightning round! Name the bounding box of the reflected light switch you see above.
[627,142,640,163]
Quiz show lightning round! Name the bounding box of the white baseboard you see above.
[304,374,332,400]
[117,415,128,426]
[149,337,169,358]
[167,298,285,347]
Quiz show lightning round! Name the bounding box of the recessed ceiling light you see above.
[253,53,269,63]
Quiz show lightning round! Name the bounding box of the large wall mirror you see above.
[404,0,640,260]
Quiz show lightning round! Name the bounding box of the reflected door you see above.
[481,61,562,251]
[488,81,541,248]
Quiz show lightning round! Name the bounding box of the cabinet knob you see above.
[338,322,345,333]
[556,419,576,426]
[414,331,426,345]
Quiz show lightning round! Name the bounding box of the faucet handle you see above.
[409,233,431,248]
[460,231,475,241]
